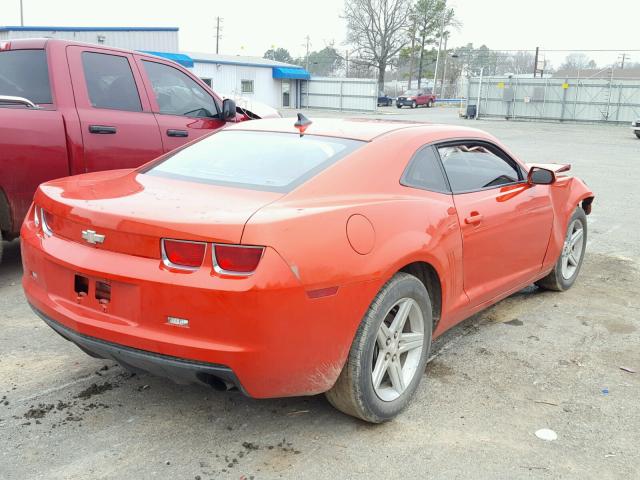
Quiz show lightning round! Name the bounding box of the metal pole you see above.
[20,0,24,26]
[440,34,449,98]
[432,14,445,93]
[305,36,310,71]
[475,67,484,119]
[215,17,220,54]
[345,50,349,77]
[533,46,539,78]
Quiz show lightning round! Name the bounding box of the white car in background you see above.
[222,93,281,119]
[632,119,640,139]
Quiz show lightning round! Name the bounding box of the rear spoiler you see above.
[526,163,571,173]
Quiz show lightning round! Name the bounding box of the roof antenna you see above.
[294,113,312,137]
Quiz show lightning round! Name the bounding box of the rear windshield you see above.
[0,50,52,104]
[145,130,363,192]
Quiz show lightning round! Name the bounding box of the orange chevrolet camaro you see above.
[21,116,594,422]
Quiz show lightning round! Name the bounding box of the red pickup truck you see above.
[395,88,437,108]
[0,38,246,263]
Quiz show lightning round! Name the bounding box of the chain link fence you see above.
[465,76,640,124]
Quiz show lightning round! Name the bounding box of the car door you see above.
[436,141,553,306]
[135,57,226,153]
[66,46,164,172]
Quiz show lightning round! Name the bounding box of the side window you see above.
[401,146,450,193]
[0,50,52,104]
[437,143,522,192]
[82,52,142,111]
[142,60,218,117]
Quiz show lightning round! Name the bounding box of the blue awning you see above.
[272,67,311,80]
[140,51,194,68]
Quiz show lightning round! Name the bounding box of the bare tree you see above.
[560,53,597,70]
[344,0,413,89]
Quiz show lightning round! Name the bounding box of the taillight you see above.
[162,239,206,269]
[40,208,53,237]
[213,244,264,275]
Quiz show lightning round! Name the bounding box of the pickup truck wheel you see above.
[396,104,402,109]
[635,132,640,139]
[325,273,432,423]
[536,207,587,291]
[411,101,417,109]
[427,100,434,108]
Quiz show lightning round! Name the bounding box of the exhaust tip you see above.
[196,372,234,391]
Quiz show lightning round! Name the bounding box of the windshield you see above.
[144,130,364,192]
[405,90,419,96]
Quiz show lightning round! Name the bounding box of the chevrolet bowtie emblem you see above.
[81,229,105,245]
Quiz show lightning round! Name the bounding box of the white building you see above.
[0,25,178,51]
[187,52,309,110]
[0,25,310,109]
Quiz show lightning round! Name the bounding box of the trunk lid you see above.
[35,169,282,258]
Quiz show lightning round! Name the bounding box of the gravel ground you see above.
[1,108,638,480]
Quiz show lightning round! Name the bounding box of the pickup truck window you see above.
[0,50,52,104]
[142,60,218,118]
[82,52,142,112]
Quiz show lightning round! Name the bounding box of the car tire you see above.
[427,100,434,108]
[411,101,417,109]
[396,104,402,109]
[325,272,432,423]
[635,132,640,139]
[0,230,3,265]
[536,207,587,292]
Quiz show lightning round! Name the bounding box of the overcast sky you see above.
[4,0,638,66]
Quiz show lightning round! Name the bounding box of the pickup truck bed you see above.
[0,38,245,262]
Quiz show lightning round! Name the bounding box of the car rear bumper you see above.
[31,304,245,392]
[21,214,378,398]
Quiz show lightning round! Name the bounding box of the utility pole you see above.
[19,0,24,26]
[304,35,311,70]
[345,50,349,77]
[215,17,222,54]
[440,33,449,98]
[431,13,445,92]
[619,53,629,69]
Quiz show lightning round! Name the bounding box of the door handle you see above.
[89,125,117,134]
[464,212,484,225]
[167,129,189,137]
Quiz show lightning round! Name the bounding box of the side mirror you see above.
[528,166,555,185]
[221,98,236,121]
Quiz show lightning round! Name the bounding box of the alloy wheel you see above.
[561,219,585,280]
[371,297,425,402]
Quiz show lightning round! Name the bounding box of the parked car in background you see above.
[22,116,594,422]
[378,92,394,107]
[0,38,260,263]
[632,119,640,138]
[396,89,436,108]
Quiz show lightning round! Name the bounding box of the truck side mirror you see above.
[221,98,236,121]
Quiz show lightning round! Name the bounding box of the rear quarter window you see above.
[0,49,52,104]
[144,130,363,193]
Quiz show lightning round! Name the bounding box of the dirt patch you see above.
[23,403,54,419]
[75,382,113,400]
[603,321,637,334]
[426,360,455,380]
